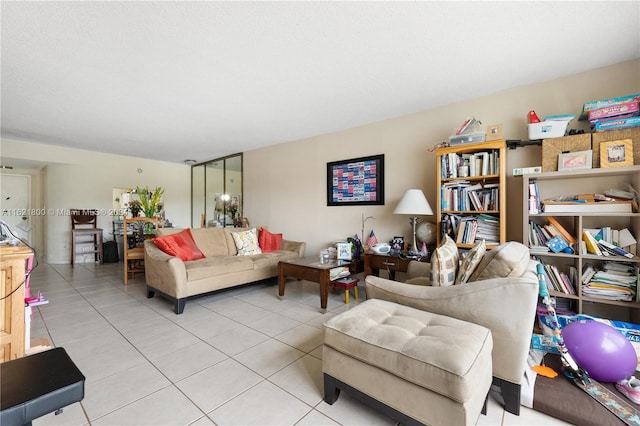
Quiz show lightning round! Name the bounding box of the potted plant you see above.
[136,185,165,218]
[127,200,142,217]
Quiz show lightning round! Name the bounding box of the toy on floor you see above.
[562,319,637,383]
[535,263,640,425]
[617,377,640,405]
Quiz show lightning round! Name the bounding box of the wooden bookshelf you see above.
[521,165,640,323]
[435,140,506,249]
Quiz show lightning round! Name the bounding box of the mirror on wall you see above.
[191,153,243,228]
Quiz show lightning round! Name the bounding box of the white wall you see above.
[0,139,191,263]
[243,59,640,256]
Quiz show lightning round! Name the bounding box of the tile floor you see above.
[26,261,571,426]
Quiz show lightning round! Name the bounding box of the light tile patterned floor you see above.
[26,261,571,426]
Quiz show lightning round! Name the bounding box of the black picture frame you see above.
[327,154,384,206]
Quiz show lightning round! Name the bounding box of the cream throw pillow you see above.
[429,234,459,287]
[455,239,486,284]
[468,241,530,282]
[232,228,262,255]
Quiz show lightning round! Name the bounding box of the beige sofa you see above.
[144,227,306,314]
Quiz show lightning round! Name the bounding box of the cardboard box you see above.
[537,309,640,369]
[531,333,561,355]
[580,93,640,120]
[541,133,591,172]
[595,116,640,132]
[591,127,640,167]
[588,101,639,123]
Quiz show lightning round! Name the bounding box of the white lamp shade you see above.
[393,189,433,216]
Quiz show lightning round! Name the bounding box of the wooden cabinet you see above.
[521,166,640,322]
[435,140,506,249]
[0,244,32,362]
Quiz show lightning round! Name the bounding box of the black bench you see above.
[1,348,85,426]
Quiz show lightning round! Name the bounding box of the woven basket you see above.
[542,134,592,172]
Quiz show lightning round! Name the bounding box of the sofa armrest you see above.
[365,260,539,385]
[282,239,306,257]
[144,240,189,298]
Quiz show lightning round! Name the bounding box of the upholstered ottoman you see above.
[323,299,493,426]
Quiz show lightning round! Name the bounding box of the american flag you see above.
[367,230,378,248]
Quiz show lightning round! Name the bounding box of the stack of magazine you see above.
[582,262,637,301]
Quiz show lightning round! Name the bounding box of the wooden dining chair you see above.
[123,216,158,285]
[70,209,103,267]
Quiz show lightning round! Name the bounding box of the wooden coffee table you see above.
[278,257,363,311]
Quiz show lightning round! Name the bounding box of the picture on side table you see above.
[336,242,353,260]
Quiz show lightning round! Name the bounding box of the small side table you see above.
[363,253,427,280]
[331,277,359,304]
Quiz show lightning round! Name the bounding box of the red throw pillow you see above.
[153,229,205,261]
[258,228,283,253]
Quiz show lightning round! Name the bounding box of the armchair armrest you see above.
[365,260,539,385]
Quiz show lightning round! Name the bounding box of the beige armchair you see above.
[364,257,539,415]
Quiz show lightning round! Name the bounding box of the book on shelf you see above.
[441,149,499,179]
[545,235,570,253]
[582,263,597,284]
[546,216,576,244]
[528,181,541,214]
[539,261,576,295]
[597,239,634,258]
[582,230,603,256]
[542,200,634,213]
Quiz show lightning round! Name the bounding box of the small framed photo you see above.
[336,242,352,260]
[558,150,592,171]
[485,123,503,141]
[600,139,633,168]
[391,236,404,250]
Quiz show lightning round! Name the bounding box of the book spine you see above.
[547,216,576,244]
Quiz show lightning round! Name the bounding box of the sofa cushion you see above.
[232,228,262,255]
[456,239,486,284]
[429,235,459,287]
[190,228,233,257]
[258,228,283,253]
[153,229,206,261]
[185,256,255,281]
[252,250,300,269]
[468,241,530,282]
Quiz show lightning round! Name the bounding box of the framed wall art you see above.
[327,154,385,206]
[600,139,633,168]
[557,150,592,171]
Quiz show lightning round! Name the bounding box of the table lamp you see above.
[393,189,433,255]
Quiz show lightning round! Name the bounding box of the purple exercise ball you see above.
[562,320,637,382]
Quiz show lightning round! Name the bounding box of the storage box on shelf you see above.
[541,133,592,172]
[435,140,506,249]
[592,127,640,168]
[521,166,640,323]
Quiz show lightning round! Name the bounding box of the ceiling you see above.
[2,1,639,165]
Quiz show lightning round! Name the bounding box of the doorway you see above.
[0,174,32,243]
